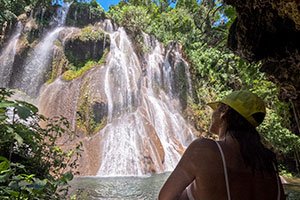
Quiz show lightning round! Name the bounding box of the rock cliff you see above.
[224,0,300,134]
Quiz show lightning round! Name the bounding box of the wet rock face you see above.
[92,102,108,124]
[224,0,300,134]
[64,39,106,66]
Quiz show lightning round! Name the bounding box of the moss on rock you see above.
[47,41,69,84]
[64,27,110,69]
[76,80,108,136]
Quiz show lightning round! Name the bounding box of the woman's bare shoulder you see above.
[188,137,217,148]
[184,137,219,157]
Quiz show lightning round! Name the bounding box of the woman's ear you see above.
[220,105,230,118]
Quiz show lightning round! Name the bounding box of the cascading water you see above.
[11,3,70,97]
[35,18,194,177]
[142,34,193,170]
[0,22,23,87]
[12,28,64,97]
[52,2,70,27]
[96,24,194,176]
[173,45,193,98]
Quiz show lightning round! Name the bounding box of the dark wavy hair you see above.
[219,103,278,174]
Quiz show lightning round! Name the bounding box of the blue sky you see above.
[96,0,121,11]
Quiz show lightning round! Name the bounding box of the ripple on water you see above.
[69,173,300,200]
[69,173,171,200]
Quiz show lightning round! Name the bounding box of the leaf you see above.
[14,132,24,146]
[26,178,47,190]
[54,146,62,154]
[0,101,16,108]
[16,105,31,120]
[224,6,236,22]
[0,170,12,183]
[0,158,9,172]
[5,189,19,197]
[62,171,73,181]
[0,113,7,120]
[16,101,38,114]
[0,156,9,162]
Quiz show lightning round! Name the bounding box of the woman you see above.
[159,90,285,200]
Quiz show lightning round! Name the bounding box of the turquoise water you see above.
[69,173,170,200]
[69,173,300,200]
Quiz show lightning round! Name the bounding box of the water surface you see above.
[69,173,170,200]
[70,173,300,200]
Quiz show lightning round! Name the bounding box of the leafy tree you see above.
[0,0,52,25]
[0,88,82,199]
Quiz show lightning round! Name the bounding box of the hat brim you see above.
[207,102,219,110]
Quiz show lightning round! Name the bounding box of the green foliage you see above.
[224,6,236,30]
[186,42,300,173]
[89,0,105,19]
[63,60,97,81]
[76,96,107,136]
[148,7,195,46]
[63,48,108,81]
[64,27,109,69]
[119,5,151,34]
[259,107,300,174]
[0,88,82,199]
[67,0,105,27]
[108,4,151,52]
[79,27,105,42]
[0,0,52,31]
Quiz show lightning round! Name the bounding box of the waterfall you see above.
[102,19,115,33]
[32,18,194,177]
[98,28,144,176]
[11,4,70,97]
[96,26,194,176]
[173,45,193,98]
[52,2,70,26]
[104,28,140,122]
[0,22,23,88]
[143,34,193,170]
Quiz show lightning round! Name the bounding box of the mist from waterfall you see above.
[0,22,23,88]
[10,4,70,97]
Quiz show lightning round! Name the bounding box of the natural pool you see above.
[69,173,169,200]
[69,173,300,200]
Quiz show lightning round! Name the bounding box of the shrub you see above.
[0,88,82,199]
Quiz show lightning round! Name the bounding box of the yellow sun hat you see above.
[207,90,266,127]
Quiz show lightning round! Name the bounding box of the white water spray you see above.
[0,22,23,87]
[12,4,70,97]
[97,25,194,176]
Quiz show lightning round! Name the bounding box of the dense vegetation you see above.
[0,88,82,199]
[0,0,53,37]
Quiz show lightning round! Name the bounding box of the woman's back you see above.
[191,138,283,200]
